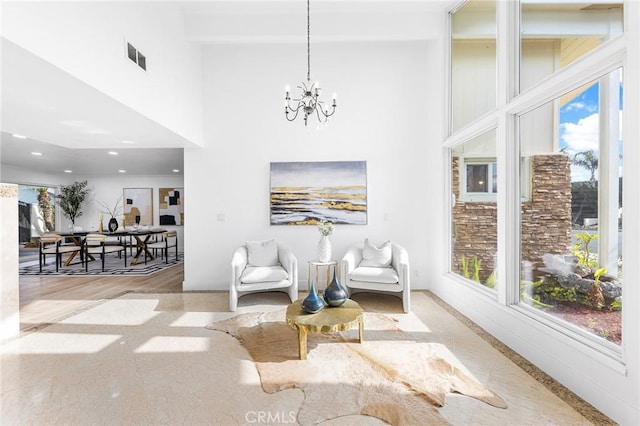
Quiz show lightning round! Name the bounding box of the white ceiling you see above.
[0,0,455,178]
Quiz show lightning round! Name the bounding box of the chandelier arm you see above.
[286,107,301,122]
[314,106,326,122]
[323,104,337,118]
[287,101,304,113]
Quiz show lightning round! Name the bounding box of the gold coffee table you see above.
[286,299,364,360]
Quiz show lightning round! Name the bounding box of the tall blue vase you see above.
[324,268,348,307]
[302,280,325,313]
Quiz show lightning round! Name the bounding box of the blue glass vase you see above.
[302,280,325,313]
[324,268,348,307]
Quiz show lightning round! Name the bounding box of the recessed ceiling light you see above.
[172,169,180,173]
[64,169,73,173]
[118,169,126,173]
[121,140,136,144]
[31,152,42,156]
[12,134,27,139]
[108,151,118,155]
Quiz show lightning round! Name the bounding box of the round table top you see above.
[308,260,338,266]
[286,299,363,334]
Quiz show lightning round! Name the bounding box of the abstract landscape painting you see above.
[270,161,367,225]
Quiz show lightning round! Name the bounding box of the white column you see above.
[0,183,20,340]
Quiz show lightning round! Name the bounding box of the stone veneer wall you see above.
[521,154,573,276]
[452,154,572,283]
[451,158,497,282]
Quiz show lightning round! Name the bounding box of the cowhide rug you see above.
[207,310,507,425]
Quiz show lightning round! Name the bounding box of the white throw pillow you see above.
[360,238,392,267]
[246,239,279,266]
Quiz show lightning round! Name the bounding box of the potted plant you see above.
[57,180,90,229]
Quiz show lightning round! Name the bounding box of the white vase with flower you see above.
[317,220,335,262]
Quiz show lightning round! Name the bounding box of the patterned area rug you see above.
[19,254,183,276]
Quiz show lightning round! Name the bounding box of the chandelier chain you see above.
[307,0,311,82]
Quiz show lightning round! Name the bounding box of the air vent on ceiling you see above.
[126,41,147,71]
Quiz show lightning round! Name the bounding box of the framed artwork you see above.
[159,187,184,226]
[270,161,367,225]
[123,188,153,226]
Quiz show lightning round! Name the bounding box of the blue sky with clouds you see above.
[559,76,623,182]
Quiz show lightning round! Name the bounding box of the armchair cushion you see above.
[350,266,399,284]
[360,239,392,267]
[240,266,288,284]
[246,239,279,267]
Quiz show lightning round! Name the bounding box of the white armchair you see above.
[340,240,410,313]
[229,239,298,312]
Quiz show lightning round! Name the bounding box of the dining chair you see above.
[39,233,83,272]
[84,233,127,272]
[145,231,178,264]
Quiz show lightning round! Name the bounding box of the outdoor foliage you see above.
[36,187,55,231]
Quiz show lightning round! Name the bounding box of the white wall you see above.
[184,40,443,291]
[1,2,203,146]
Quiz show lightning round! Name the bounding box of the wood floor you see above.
[19,263,183,332]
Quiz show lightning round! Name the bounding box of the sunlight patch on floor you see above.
[2,332,122,354]
[134,336,211,353]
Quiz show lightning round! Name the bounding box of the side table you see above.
[308,260,338,292]
[286,299,364,360]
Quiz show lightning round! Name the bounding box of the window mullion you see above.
[496,0,519,305]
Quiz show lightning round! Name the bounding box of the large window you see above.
[520,1,623,92]
[519,70,623,345]
[451,129,498,290]
[451,0,496,132]
[448,1,624,349]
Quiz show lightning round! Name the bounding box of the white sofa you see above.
[229,239,298,311]
[340,240,410,313]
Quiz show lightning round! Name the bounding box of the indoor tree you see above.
[57,180,90,227]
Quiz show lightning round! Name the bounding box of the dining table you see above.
[110,227,167,265]
[58,227,167,267]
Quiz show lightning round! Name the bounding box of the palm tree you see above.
[572,150,599,183]
[36,187,55,231]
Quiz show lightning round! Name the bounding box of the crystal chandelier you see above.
[284,0,337,126]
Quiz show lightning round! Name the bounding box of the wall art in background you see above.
[159,187,184,226]
[123,188,153,226]
[270,161,367,225]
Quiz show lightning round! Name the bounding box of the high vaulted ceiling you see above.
[1,1,454,177]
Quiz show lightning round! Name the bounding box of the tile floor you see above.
[0,291,610,425]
